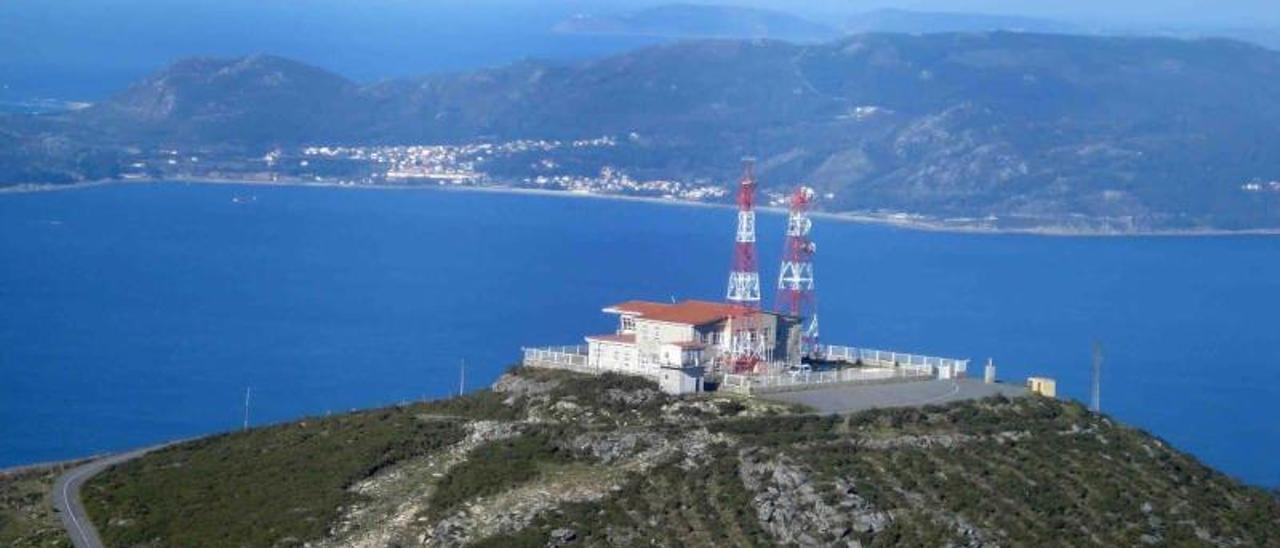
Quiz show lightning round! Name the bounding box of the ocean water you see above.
[1,183,1277,487]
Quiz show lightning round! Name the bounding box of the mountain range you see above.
[553,3,841,42]
[551,5,1280,52]
[5,31,1280,232]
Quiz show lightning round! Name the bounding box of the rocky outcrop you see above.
[737,447,1002,548]
[739,448,882,547]
[319,420,522,548]
[490,371,560,401]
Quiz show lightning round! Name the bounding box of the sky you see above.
[1,0,1277,100]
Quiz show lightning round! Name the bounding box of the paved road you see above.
[52,445,170,548]
[763,378,1028,415]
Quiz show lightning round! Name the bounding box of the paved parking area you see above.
[762,378,1028,414]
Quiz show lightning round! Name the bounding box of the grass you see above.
[473,444,772,548]
[83,404,466,547]
[478,396,1280,548]
[73,373,1280,547]
[420,387,525,421]
[0,465,75,547]
[426,428,582,520]
[788,397,1280,546]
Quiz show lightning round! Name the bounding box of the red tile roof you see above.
[585,333,636,344]
[603,300,748,326]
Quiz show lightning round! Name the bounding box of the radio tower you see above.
[1091,341,1104,412]
[776,186,818,356]
[726,159,766,373]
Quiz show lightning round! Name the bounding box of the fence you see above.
[817,345,968,376]
[719,345,969,395]
[721,365,934,395]
[521,345,599,376]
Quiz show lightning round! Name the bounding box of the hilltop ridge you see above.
[22,367,1271,547]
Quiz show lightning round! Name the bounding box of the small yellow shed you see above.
[1027,377,1057,398]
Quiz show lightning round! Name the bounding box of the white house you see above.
[581,300,801,394]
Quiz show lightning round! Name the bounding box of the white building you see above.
[582,300,801,394]
[522,299,974,396]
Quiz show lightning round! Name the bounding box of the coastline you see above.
[5,177,1279,238]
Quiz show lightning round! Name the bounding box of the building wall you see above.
[775,316,804,365]
[658,368,702,395]
[634,319,695,368]
[695,322,728,365]
[721,314,805,366]
[588,339,640,374]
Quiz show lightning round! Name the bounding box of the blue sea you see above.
[1,183,1278,487]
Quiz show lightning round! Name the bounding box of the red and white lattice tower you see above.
[776,186,819,356]
[725,159,768,373]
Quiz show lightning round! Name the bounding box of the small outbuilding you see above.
[1027,377,1057,398]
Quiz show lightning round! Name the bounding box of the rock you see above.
[547,527,578,546]
[571,431,658,463]
[491,372,560,403]
[603,387,659,407]
[739,448,857,547]
[553,400,582,414]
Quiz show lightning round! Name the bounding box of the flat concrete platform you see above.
[761,378,1028,415]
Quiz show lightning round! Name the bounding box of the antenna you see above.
[242,386,252,431]
[1091,341,1104,412]
[725,158,767,374]
[459,359,466,396]
[775,185,818,356]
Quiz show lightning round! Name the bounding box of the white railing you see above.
[721,365,934,395]
[522,345,596,375]
[817,345,969,376]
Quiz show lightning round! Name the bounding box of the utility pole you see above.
[1091,342,1104,413]
[459,359,466,396]
[242,386,252,431]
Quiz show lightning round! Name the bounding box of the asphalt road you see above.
[52,445,170,548]
[763,378,1028,414]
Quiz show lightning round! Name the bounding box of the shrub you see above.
[427,430,578,519]
[84,407,466,547]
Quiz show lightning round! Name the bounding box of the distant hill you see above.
[843,8,1083,35]
[80,54,365,144]
[553,3,840,42]
[1183,27,1280,51]
[8,32,1280,231]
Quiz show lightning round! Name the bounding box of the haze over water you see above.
[1,183,1277,486]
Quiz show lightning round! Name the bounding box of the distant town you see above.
[31,132,1270,236]
[110,135,798,205]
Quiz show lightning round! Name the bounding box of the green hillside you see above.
[79,368,1280,547]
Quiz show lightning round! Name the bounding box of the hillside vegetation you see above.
[81,367,1280,547]
[0,465,74,547]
